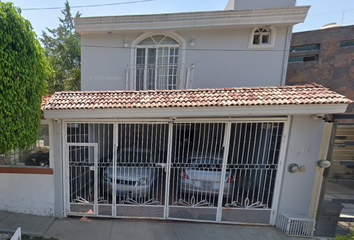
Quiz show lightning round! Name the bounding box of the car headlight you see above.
[104,174,108,181]
[138,177,149,186]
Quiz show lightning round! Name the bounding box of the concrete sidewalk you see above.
[0,211,313,240]
[44,218,313,240]
[0,211,54,236]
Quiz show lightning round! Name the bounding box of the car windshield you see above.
[190,158,223,168]
[117,150,152,163]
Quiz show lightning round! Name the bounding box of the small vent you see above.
[276,214,315,237]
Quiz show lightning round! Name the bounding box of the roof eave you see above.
[43,104,348,119]
[75,6,310,34]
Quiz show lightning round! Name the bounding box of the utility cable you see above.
[80,44,352,53]
[22,0,156,11]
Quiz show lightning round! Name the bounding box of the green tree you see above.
[41,1,81,93]
[0,2,48,154]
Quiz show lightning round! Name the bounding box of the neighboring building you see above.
[287,24,354,113]
[0,1,352,237]
[286,25,354,236]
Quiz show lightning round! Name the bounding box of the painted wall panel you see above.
[277,115,324,216]
[81,34,132,91]
[0,174,54,216]
[179,28,287,88]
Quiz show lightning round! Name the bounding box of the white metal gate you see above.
[113,123,169,218]
[168,122,226,221]
[66,123,115,216]
[64,120,285,224]
[221,122,283,223]
[67,143,98,215]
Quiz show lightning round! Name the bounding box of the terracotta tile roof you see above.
[44,84,352,111]
[41,95,52,111]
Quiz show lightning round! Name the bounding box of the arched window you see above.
[249,26,276,49]
[253,28,271,45]
[135,35,181,90]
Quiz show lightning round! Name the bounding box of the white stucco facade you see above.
[276,116,325,219]
[77,6,309,92]
[0,174,55,216]
[81,26,290,91]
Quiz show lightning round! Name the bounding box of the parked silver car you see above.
[102,148,154,197]
[180,155,234,196]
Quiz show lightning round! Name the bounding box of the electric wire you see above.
[19,0,354,20]
[22,0,156,11]
[307,9,354,17]
[18,1,354,53]
[80,44,352,53]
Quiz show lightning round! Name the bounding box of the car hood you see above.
[104,167,152,180]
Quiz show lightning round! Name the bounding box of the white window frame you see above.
[128,32,186,90]
[135,44,180,90]
[248,26,276,49]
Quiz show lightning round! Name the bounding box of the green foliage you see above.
[336,232,354,240]
[0,2,48,154]
[41,1,81,93]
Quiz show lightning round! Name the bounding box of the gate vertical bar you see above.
[64,144,69,216]
[63,121,68,217]
[164,122,173,219]
[61,121,69,217]
[270,116,291,225]
[94,144,98,215]
[112,123,117,217]
[216,122,231,222]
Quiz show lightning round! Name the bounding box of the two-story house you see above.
[0,0,351,237]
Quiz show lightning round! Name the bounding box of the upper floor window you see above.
[288,55,318,63]
[253,28,270,44]
[290,44,320,52]
[340,40,354,48]
[135,35,181,90]
[249,26,276,49]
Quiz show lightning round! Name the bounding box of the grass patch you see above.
[335,232,354,240]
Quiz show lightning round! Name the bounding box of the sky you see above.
[5,0,354,38]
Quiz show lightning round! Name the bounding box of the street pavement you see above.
[0,211,314,240]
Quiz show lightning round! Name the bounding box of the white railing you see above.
[11,227,21,240]
[126,63,194,90]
